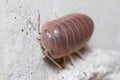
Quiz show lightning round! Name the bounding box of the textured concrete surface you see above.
[0,0,120,80]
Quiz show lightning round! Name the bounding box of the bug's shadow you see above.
[70,44,92,60]
[43,44,92,69]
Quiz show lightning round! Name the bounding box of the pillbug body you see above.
[38,13,94,68]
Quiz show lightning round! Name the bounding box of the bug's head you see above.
[40,22,68,59]
[40,29,50,52]
[40,23,56,57]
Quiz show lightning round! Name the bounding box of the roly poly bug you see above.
[37,13,94,68]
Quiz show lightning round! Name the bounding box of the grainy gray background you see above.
[0,0,120,80]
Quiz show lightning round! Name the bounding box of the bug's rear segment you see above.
[40,13,94,59]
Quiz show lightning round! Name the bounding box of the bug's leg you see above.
[68,55,76,69]
[62,57,66,68]
[68,55,74,65]
[76,51,84,60]
[44,51,63,69]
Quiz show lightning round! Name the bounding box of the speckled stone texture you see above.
[0,0,120,80]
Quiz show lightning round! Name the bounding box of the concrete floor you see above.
[0,0,120,80]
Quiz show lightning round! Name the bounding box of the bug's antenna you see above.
[44,51,63,69]
[38,10,40,35]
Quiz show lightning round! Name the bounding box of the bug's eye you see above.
[51,50,53,53]
[44,29,47,32]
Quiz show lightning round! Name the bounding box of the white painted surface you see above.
[0,0,120,80]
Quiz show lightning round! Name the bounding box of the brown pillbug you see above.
[37,13,94,68]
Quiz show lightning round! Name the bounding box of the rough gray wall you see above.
[0,0,120,80]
